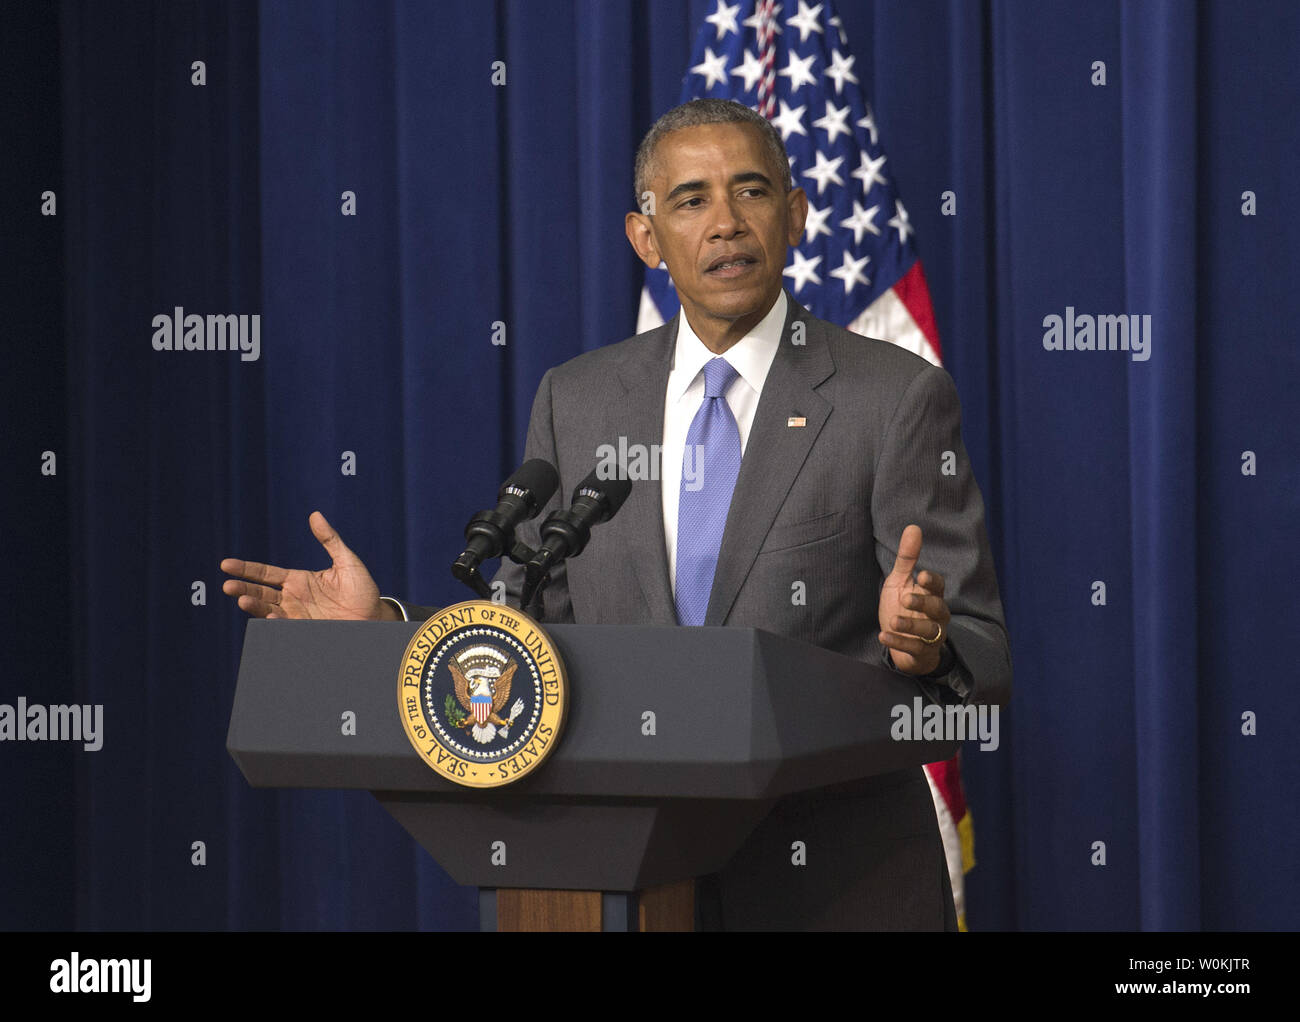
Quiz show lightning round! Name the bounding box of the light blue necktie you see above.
[675,357,741,626]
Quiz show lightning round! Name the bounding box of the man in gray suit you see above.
[221,99,1011,930]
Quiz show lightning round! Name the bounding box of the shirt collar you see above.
[667,290,787,405]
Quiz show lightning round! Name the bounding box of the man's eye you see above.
[679,197,704,208]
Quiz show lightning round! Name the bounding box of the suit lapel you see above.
[610,315,677,624]
[705,294,835,626]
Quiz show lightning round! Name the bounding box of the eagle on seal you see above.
[449,645,526,744]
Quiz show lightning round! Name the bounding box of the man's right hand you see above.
[220,511,397,621]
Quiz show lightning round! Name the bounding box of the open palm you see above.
[220,511,383,620]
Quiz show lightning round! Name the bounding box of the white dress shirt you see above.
[662,290,787,598]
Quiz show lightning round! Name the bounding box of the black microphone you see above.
[451,459,559,595]
[521,469,632,608]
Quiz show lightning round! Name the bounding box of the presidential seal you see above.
[397,600,567,788]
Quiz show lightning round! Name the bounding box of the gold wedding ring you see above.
[920,622,944,645]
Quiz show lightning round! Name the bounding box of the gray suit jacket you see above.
[403,292,1012,929]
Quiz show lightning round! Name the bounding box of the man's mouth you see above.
[705,254,759,278]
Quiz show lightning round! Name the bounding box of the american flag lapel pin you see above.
[787,416,807,428]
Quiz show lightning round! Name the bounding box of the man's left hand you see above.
[878,524,951,676]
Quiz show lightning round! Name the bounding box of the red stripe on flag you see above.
[926,754,968,821]
[892,261,943,364]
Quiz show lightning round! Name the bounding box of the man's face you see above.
[626,122,808,336]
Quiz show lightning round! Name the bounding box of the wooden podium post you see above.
[495,880,695,931]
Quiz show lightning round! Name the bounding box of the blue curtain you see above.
[4,0,1295,930]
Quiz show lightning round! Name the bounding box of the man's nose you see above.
[710,197,747,238]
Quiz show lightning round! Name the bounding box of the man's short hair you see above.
[633,98,793,205]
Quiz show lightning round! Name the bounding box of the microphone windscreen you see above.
[599,476,633,517]
[572,469,633,518]
[501,458,560,509]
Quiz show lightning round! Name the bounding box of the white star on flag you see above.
[813,99,852,143]
[840,200,881,243]
[778,50,818,93]
[705,0,742,39]
[770,99,808,141]
[731,48,764,91]
[888,199,914,244]
[857,105,879,146]
[803,201,833,242]
[829,13,847,45]
[801,150,844,195]
[691,47,730,90]
[829,250,871,293]
[824,49,858,94]
[783,249,823,292]
[851,150,888,193]
[786,1,825,43]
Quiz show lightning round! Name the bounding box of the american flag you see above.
[638,0,974,928]
[637,0,942,368]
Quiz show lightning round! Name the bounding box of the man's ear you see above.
[786,186,809,247]
[625,210,663,270]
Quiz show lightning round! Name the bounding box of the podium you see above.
[226,620,955,930]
